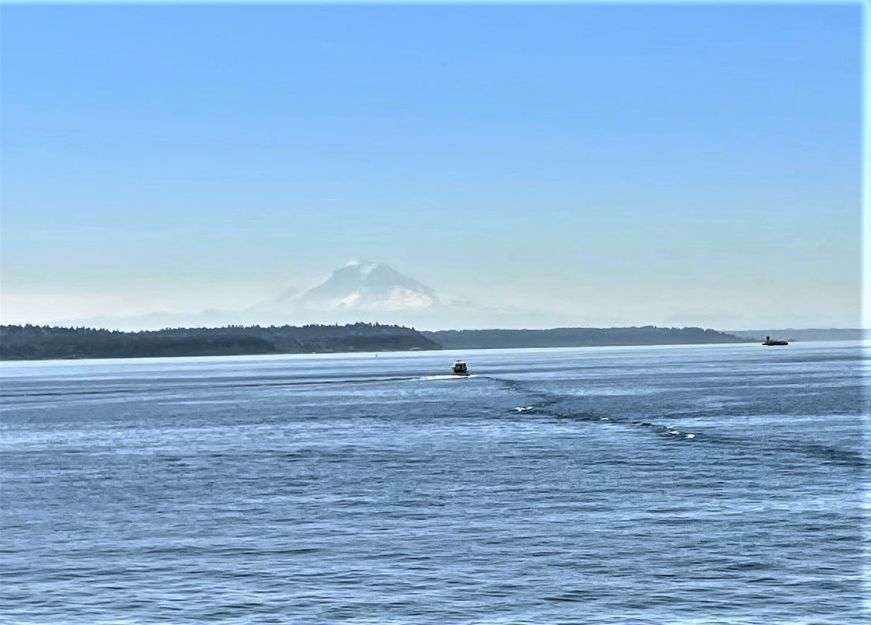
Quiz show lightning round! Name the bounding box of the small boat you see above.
[762,335,789,346]
[452,360,470,376]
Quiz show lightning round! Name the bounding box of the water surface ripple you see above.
[1,342,867,624]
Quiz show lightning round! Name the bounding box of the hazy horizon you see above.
[0,4,863,330]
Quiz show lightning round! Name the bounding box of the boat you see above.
[762,335,789,346]
[452,360,470,376]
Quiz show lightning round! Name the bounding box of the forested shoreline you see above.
[0,323,439,360]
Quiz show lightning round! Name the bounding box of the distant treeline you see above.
[0,324,755,361]
[0,323,439,361]
[424,326,750,350]
[728,329,865,342]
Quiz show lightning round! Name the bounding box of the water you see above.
[1,341,867,624]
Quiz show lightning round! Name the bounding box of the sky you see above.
[0,3,863,329]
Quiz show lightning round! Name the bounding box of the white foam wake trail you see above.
[423,374,477,381]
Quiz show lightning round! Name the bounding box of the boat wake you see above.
[423,374,478,381]
[486,377,864,464]
[484,376,701,442]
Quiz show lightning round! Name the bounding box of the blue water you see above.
[1,341,867,624]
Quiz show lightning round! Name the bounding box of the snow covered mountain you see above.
[56,262,445,330]
[303,261,438,311]
[56,261,576,330]
[279,261,439,313]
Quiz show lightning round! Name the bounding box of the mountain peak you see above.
[343,259,377,276]
[298,262,438,312]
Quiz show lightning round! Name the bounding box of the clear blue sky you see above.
[0,3,862,328]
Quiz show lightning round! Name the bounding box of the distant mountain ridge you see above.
[51,261,447,330]
[44,262,865,335]
[50,261,693,331]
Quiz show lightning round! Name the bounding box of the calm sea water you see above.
[1,341,867,624]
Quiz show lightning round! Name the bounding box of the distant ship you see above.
[452,360,470,376]
[762,335,789,346]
